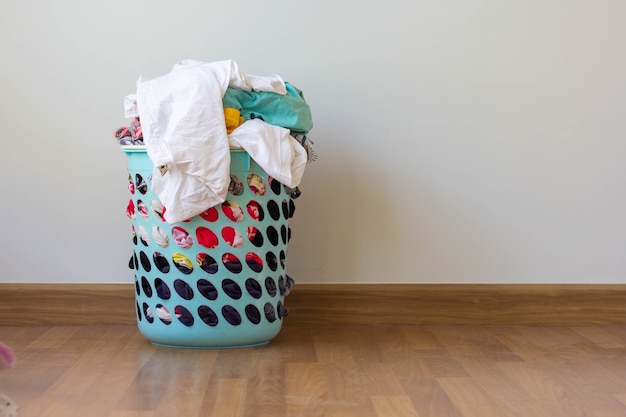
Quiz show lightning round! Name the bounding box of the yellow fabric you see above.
[224,107,244,134]
[172,253,193,269]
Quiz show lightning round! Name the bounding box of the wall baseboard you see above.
[1,283,625,326]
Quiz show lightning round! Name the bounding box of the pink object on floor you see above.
[0,342,16,370]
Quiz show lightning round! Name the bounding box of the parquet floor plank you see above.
[2,324,626,417]
[371,395,422,417]
[400,377,464,417]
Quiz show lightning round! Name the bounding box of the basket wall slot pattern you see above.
[124,148,294,348]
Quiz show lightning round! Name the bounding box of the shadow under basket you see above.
[123,146,294,348]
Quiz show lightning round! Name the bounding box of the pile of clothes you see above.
[115,59,316,224]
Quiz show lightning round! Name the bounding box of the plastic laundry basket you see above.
[123,146,293,348]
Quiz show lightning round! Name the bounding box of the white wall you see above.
[1,0,624,284]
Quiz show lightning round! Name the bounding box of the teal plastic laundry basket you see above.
[123,146,293,348]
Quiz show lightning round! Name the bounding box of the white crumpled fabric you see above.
[229,119,308,189]
[124,59,288,224]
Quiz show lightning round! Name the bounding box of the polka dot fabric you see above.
[124,148,294,348]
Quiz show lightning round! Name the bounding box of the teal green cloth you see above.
[223,82,313,134]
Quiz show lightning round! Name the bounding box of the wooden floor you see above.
[2,324,626,417]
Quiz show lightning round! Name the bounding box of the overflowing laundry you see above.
[116,59,316,224]
[115,117,143,145]
[118,60,311,345]
[222,82,313,133]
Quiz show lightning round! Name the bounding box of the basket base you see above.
[137,320,282,349]
[150,340,270,349]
